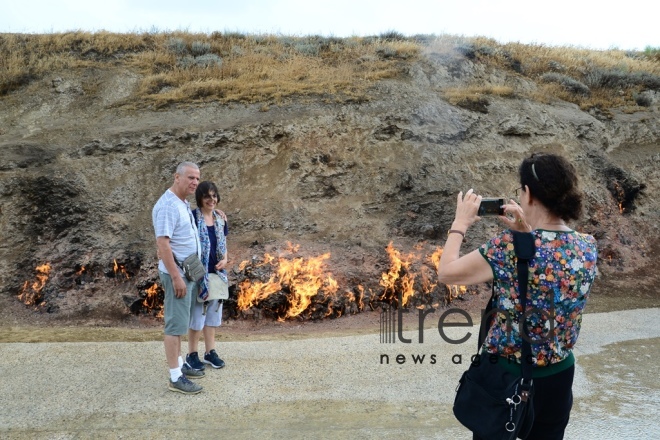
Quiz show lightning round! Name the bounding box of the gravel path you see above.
[1,308,658,439]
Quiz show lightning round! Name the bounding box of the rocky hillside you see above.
[1,35,658,325]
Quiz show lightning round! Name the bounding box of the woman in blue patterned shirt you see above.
[438,153,598,440]
[185,181,228,372]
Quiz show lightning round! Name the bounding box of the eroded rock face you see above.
[0,57,658,323]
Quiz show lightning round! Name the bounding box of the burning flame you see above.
[75,265,86,276]
[611,181,626,214]
[113,259,130,279]
[281,253,337,319]
[379,242,416,307]
[375,243,467,309]
[429,247,443,270]
[420,247,444,294]
[237,275,281,310]
[235,241,470,321]
[448,285,468,301]
[355,285,365,311]
[142,283,164,318]
[238,250,339,320]
[18,263,51,306]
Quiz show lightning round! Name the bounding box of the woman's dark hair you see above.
[519,153,583,221]
[195,181,220,208]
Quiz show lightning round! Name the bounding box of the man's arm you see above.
[156,236,187,298]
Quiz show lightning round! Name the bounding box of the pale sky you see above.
[1,0,658,50]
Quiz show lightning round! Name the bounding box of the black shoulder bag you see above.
[453,231,536,440]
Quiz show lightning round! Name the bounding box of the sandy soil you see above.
[0,308,658,440]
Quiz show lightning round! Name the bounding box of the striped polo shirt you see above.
[152,189,200,275]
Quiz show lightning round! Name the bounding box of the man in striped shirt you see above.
[152,161,205,394]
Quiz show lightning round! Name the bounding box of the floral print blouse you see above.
[479,229,598,366]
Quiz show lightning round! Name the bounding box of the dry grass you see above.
[0,31,418,106]
[444,84,515,103]
[1,31,658,110]
[443,84,514,113]
[467,39,660,110]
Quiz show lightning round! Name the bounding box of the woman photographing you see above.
[438,153,598,439]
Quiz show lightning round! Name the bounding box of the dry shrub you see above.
[531,83,570,104]
[540,72,590,96]
[488,43,660,110]
[644,47,660,62]
[577,88,630,112]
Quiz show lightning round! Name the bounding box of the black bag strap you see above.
[477,284,495,350]
[173,253,183,269]
[173,207,198,270]
[512,231,536,388]
[477,231,536,387]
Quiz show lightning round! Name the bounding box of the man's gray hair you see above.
[175,161,199,174]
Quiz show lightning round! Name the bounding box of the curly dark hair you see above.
[519,153,583,221]
[195,181,220,208]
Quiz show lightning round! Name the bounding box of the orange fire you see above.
[18,263,51,306]
[113,259,130,279]
[236,242,469,321]
[379,242,416,307]
[142,283,164,318]
[429,247,443,270]
[355,285,365,311]
[237,275,282,310]
[421,247,444,294]
[376,243,467,308]
[426,245,467,304]
[237,246,341,320]
[448,285,468,300]
[611,182,626,214]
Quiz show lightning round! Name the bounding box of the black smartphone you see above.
[478,198,505,216]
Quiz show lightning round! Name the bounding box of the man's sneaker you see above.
[168,374,203,394]
[186,352,205,371]
[203,349,226,369]
[182,362,205,379]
